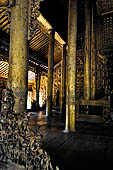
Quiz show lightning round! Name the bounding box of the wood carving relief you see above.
[53,68,61,105]
[0,88,59,169]
[96,54,108,98]
[76,54,84,99]
[6,0,45,39]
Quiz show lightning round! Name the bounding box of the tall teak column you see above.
[66,0,77,132]
[60,44,66,115]
[84,0,91,100]
[91,2,96,99]
[8,0,28,113]
[36,71,41,109]
[46,29,54,116]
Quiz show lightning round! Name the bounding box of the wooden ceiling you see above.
[0,7,9,31]
[0,60,8,78]
[0,0,66,77]
[29,14,65,64]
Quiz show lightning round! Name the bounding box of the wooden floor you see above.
[29,109,113,170]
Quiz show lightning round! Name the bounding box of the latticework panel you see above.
[96,54,108,98]
[77,32,85,50]
[97,0,113,14]
[99,14,113,49]
[76,55,84,99]
[103,15,113,48]
[79,105,103,116]
[77,0,85,50]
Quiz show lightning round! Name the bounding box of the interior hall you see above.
[0,0,113,169]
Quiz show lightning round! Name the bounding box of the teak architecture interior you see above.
[0,0,113,169]
[0,0,113,129]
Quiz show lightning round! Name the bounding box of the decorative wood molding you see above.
[28,0,45,40]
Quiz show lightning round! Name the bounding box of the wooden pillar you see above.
[65,0,77,132]
[60,44,66,115]
[36,71,41,109]
[7,0,28,113]
[84,0,91,100]
[46,29,54,116]
[91,2,96,99]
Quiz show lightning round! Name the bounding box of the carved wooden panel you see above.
[99,14,113,49]
[76,55,84,99]
[96,54,108,98]
[0,88,59,170]
[53,68,61,105]
[97,0,113,14]
[38,69,61,107]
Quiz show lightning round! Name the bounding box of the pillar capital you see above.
[48,28,55,35]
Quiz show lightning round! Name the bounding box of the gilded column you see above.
[91,2,96,99]
[60,44,66,115]
[65,0,77,132]
[46,29,54,116]
[84,0,91,100]
[36,71,41,109]
[7,0,28,113]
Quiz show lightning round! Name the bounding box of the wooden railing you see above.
[76,97,110,121]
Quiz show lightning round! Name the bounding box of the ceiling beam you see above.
[29,49,48,65]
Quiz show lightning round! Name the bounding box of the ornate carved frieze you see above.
[28,0,44,40]
[5,0,44,39]
[0,88,59,170]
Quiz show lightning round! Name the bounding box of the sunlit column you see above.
[91,2,96,99]
[65,0,77,132]
[46,29,54,116]
[36,71,41,109]
[60,44,66,115]
[7,0,28,113]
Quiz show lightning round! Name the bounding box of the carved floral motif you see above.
[0,88,59,170]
